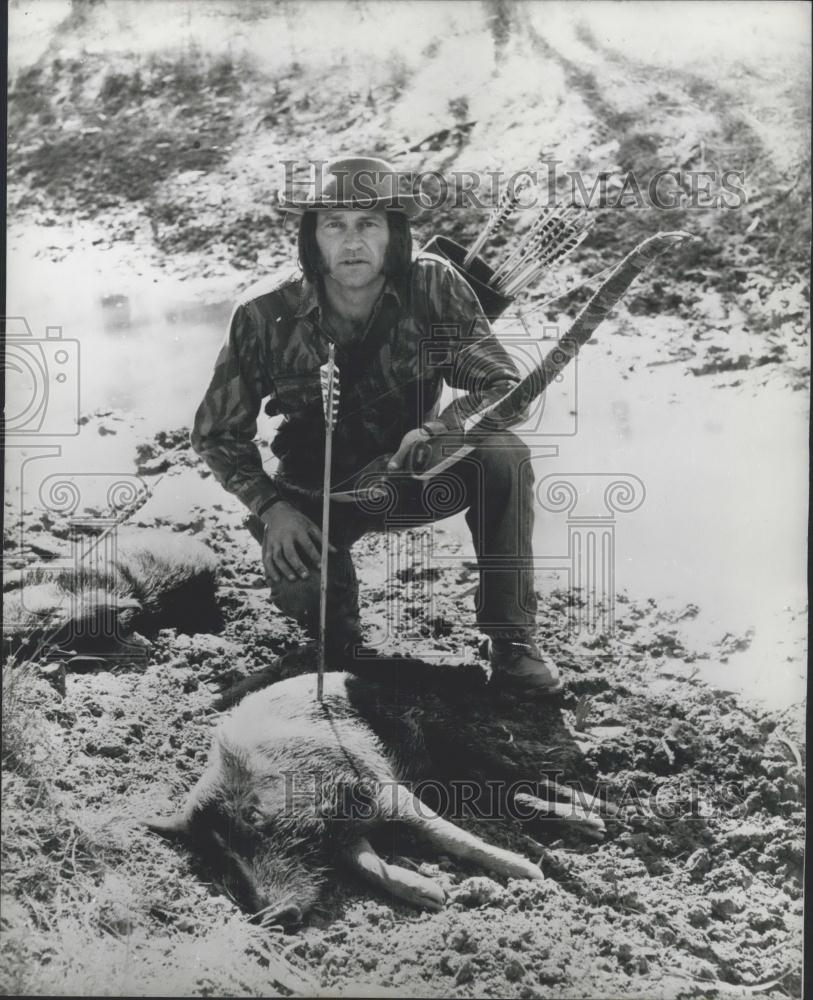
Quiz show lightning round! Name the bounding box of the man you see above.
[191,156,562,692]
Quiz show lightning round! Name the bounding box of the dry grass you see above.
[0,662,315,997]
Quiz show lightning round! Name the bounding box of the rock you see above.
[93,744,129,760]
[762,760,789,780]
[40,661,66,697]
[782,880,802,900]
[709,893,745,920]
[775,778,800,802]
[26,539,69,560]
[722,824,771,850]
[447,927,471,953]
[748,911,781,932]
[438,952,458,976]
[536,963,561,986]
[308,940,328,960]
[687,905,710,927]
[685,848,712,879]
[454,959,474,985]
[505,958,526,982]
[450,876,505,908]
[757,780,782,810]
[137,456,172,476]
[695,959,718,981]
[320,947,346,968]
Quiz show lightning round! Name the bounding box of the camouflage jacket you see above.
[191,255,522,518]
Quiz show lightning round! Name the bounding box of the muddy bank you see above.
[7,3,810,389]
[2,420,805,997]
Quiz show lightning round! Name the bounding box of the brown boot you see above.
[484,638,564,694]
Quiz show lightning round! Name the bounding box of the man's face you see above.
[314,209,390,290]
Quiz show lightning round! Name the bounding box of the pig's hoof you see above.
[521,861,545,881]
[504,855,544,881]
[389,866,446,911]
[417,879,446,911]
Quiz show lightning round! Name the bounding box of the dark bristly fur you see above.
[4,529,220,656]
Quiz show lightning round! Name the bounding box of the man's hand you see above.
[261,501,337,584]
[387,427,432,472]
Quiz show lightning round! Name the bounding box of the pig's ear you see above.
[143,812,192,842]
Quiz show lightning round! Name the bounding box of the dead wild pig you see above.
[4,528,220,655]
[148,665,608,926]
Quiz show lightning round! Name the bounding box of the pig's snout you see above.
[253,901,303,929]
[250,847,326,927]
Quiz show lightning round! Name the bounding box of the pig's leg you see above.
[343,837,445,911]
[535,776,619,816]
[382,784,543,882]
[514,792,606,841]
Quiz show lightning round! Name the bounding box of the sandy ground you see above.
[3,1,808,996]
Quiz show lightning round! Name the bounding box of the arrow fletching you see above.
[463,174,533,268]
[490,202,594,295]
[319,344,340,431]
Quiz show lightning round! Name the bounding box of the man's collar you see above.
[295,278,321,318]
[296,274,404,319]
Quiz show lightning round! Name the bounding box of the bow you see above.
[326,230,693,491]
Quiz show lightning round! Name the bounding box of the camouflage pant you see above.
[247,431,537,649]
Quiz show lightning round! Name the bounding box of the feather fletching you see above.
[319,345,340,430]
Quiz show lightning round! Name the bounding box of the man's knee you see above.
[471,431,533,479]
[265,548,359,633]
[268,573,320,625]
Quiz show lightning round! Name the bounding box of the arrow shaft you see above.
[317,344,337,701]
